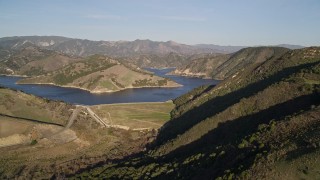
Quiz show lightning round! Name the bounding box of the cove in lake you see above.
[0,68,219,105]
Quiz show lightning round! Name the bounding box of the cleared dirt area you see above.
[0,116,77,148]
[0,116,35,137]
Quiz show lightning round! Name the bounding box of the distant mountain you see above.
[0,36,218,57]
[275,44,305,49]
[195,44,304,53]
[72,47,320,179]
[195,44,247,53]
[172,47,290,79]
[0,36,230,68]
[18,54,181,93]
[0,36,305,69]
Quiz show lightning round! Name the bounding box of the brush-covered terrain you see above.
[69,47,320,179]
[173,47,290,80]
[0,87,174,179]
[18,54,181,93]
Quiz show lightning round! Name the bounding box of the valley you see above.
[1,0,319,179]
[0,35,319,180]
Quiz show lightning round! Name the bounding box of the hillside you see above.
[0,44,81,76]
[18,54,181,93]
[118,52,188,68]
[173,47,289,79]
[70,47,320,179]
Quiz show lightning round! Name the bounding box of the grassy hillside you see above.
[18,54,181,93]
[173,47,289,80]
[0,45,81,76]
[71,47,320,179]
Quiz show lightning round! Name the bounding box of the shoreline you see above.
[167,72,211,80]
[16,81,183,94]
[0,74,30,78]
[167,70,223,80]
[89,100,173,107]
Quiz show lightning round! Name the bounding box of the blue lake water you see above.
[0,68,219,105]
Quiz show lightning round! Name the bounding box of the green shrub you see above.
[31,140,37,145]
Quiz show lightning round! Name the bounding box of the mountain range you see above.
[0,36,304,65]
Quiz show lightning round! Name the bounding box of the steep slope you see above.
[211,46,289,80]
[18,55,181,93]
[0,45,81,76]
[173,47,289,79]
[71,47,320,179]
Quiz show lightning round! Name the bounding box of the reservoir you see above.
[0,68,219,105]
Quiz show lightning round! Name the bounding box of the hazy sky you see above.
[0,0,319,46]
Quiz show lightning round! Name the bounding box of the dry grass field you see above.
[90,101,174,129]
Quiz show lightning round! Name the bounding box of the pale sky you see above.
[0,0,319,46]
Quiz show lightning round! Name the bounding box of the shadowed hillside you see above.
[173,47,289,79]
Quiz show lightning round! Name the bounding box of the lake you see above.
[0,68,219,105]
